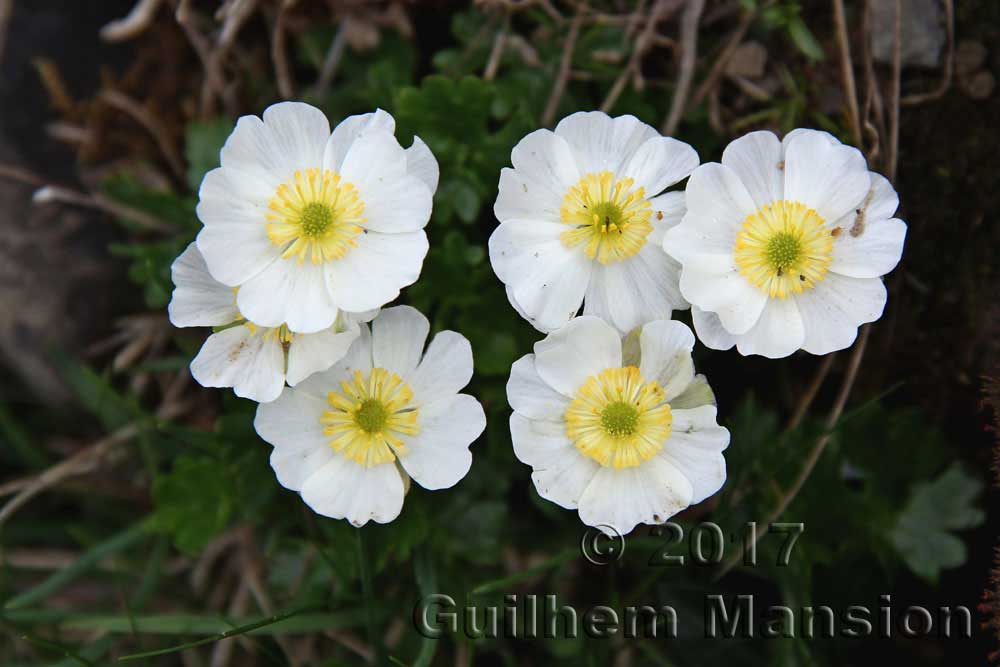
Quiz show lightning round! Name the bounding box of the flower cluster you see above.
[491,112,905,534]
[168,103,484,525]
[169,103,906,534]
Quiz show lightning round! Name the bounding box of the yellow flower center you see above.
[733,200,833,298]
[565,366,673,469]
[266,168,366,264]
[244,321,295,344]
[319,368,420,467]
[559,171,653,265]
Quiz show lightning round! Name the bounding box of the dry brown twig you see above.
[886,0,902,181]
[99,89,186,182]
[685,8,753,114]
[101,0,165,42]
[662,0,705,134]
[832,0,863,146]
[314,22,348,96]
[0,0,12,68]
[272,0,298,100]
[483,17,510,82]
[32,184,175,233]
[601,0,684,114]
[541,10,584,126]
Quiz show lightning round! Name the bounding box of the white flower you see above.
[489,111,699,335]
[254,306,486,526]
[168,243,374,403]
[507,316,728,536]
[196,102,438,335]
[663,129,907,358]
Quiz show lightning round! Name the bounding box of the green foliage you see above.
[152,410,276,555]
[184,118,232,190]
[890,464,985,583]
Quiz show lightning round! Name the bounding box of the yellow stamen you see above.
[733,200,833,299]
[266,168,366,264]
[319,368,420,467]
[243,321,295,344]
[564,366,673,469]
[559,171,653,264]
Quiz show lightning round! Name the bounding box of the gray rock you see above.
[871,0,946,68]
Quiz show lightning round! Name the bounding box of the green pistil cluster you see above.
[600,401,640,437]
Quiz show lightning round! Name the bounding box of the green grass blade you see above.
[469,548,577,595]
[3,521,150,610]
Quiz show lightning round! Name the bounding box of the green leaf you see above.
[151,438,274,554]
[786,16,825,62]
[890,464,985,583]
[184,118,233,191]
[152,457,234,554]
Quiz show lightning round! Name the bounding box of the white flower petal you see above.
[795,273,887,355]
[217,115,290,193]
[781,127,839,151]
[783,129,870,223]
[505,284,534,326]
[721,130,784,209]
[691,306,736,351]
[507,354,571,421]
[827,173,905,278]
[509,129,580,200]
[285,325,360,386]
[620,136,699,196]
[734,297,805,358]
[371,306,429,377]
[322,109,396,173]
[494,167,562,224]
[340,132,432,234]
[678,162,756,238]
[255,388,333,490]
[510,413,574,470]
[662,214,735,264]
[671,403,726,436]
[260,101,332,174]
[408,331,474,405]
[488,220,565,283]
[398,394,484,490]
[237,258,338,333]
[490,219,594,333]
[324,230,429,313]
[168,243,240,327]
[512,254,593,333]
[662,405,729,503]
[190,326,285,402]
[300,457,405,526]
[553,111,658,175]
[577,457,694,535]
[650,191,686,229]
[534,316,622,397]
[678,261,767,335]
[516,418,600,510]
[195,167,277,286]
[405,136,439,193]
[638,320,695,400]
[583,243,684,334]
[830,217,907,279]
[293,327,374,399]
